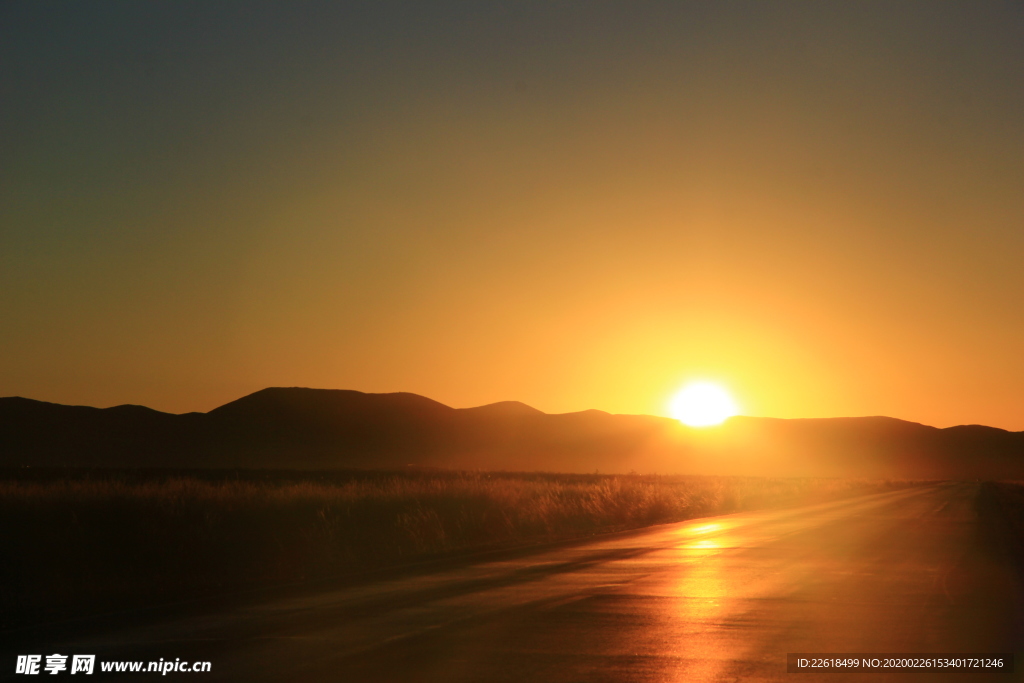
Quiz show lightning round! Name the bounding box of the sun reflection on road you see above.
[674,521,738,551]
[642,525,739,681]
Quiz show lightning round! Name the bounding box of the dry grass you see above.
[0,469,914,629]
[984,482,1024,552]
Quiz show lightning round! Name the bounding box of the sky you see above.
[2,1,1023,428]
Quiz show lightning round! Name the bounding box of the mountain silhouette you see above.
[2,387,1023,478]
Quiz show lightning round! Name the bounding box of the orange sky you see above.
[2,3,1023,428]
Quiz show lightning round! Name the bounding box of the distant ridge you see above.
[1,387,1023,478]
[458,401,545,417]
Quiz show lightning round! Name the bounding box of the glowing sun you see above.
[669,382,739,427]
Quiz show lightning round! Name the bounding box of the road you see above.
[9,483,1023,681]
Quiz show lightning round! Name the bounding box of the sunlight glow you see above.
[669,382,739,427]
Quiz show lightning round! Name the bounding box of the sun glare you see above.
[669,382,739,427]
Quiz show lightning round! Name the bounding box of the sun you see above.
[669,381,739,427]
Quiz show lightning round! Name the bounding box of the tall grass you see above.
[982,481,1024,556]
[0,470,912,629]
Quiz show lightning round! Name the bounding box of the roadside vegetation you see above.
[0,468,915,629]
[982,482,1024,557]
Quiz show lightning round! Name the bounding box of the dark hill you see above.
[210,387,454,422]
[2,388,1023,478]
[457,401,545,417]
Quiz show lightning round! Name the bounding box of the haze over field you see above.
[3,2,1024,429]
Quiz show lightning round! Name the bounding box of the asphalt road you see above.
[9,483,1023,681]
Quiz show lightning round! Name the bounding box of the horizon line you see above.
[1,387,1017,434]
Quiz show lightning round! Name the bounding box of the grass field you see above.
[0,468,916,629]
[983,481,1024,557]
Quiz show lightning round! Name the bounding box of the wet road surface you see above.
[8,483,1023,681]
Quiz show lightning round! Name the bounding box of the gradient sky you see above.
[3,1,1023,428]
